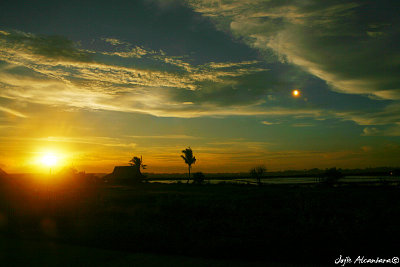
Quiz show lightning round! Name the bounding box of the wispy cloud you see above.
[0,135,136,148]
[292,123,314,127]
[187,0,400,100]
[0,106,27,118]
[334,103,400,126]
[127,134,200,139]
[261,120,279,125]
[208,60,260,69]
[361,126,400,137]
[102,38,129,46]
[99,37,155,58]
[0,30,273,118]
[101,47,150,58]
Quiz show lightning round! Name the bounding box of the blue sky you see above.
[0,0,399,173]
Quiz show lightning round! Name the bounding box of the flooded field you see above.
[148,176,400,185]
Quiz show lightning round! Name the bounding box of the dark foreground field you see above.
[1,177,400,266]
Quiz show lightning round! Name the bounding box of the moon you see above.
[292,89,300,97]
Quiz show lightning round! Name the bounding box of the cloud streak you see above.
[0,106,27,118]
[187,0,400,100]
[0,30,273,117]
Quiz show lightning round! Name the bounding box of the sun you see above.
[292,89,300,97]
[41,153,58,167]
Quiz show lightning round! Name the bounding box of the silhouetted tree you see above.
[193,172,205,184]
[250,165,266,185]
[181,147,196,183]
[323,167,343,185]
[129,156,147,178]
[390,168,400,176]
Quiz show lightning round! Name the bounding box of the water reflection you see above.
[147,176,400,185]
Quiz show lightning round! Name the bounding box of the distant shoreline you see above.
[5,165,400,180]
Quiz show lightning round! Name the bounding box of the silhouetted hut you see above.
[0,168,7,179]
[0,168,8,184]
[108,165,143,183]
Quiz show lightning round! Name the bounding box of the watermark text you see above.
[335,255,399,266]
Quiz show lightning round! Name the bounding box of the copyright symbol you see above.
[393,257,399,264]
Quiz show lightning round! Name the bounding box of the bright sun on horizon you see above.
[41,153,58,167]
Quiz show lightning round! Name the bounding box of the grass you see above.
[1,176,400,265]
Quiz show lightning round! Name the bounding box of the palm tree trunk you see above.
[187,165,191,183]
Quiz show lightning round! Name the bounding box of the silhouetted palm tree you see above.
[250,165,266,185]
[181,147,196,183]
[129,156,147,177]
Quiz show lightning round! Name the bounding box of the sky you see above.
[0,0,399,173]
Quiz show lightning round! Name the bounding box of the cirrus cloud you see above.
[186,0,400,99]
[0,29,274,117]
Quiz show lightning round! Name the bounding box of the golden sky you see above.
[0,0,400,173]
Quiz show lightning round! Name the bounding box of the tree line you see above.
[130,147,198,183]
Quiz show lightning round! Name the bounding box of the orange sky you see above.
[1,1,400,173]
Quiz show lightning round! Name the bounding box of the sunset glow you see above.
[0,1,398,265]
[0,0,399,174]
[41,153,58,167]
